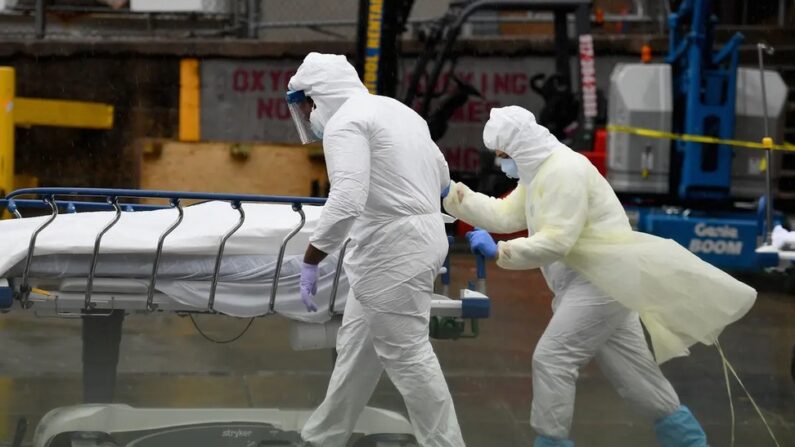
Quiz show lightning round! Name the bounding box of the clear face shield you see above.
[286,90,320,145]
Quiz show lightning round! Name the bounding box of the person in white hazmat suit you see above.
[443,106,757,447]
[286,53,464,447]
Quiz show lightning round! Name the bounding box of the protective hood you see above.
[483,106,566,184]
[288,52,369,133]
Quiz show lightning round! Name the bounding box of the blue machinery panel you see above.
[627,0,783,272]
[666,0,743,200]
[631,207,782,271]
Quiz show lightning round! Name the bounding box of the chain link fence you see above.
[252,0,794,41]
[254,0,667,42]
[0,1,791,40]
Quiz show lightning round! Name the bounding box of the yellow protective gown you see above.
[444,106,756,365]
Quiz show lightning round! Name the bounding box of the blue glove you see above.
[441,182,451,199]
[299,262,319,312]
[466,228,497,259]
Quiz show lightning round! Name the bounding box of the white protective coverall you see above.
[289,53,464,447]
[443,106,756,441]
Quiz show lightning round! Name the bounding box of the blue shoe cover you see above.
[655,406,708,447]
[534,435,575,447]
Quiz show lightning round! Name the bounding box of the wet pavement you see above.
[0,254,793,446]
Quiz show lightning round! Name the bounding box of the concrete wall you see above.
[3,55,179,188]
[0,37,642,190]
[140,141,327,196]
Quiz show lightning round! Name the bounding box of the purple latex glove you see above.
[300,262,319,312]
[466,228,498,259]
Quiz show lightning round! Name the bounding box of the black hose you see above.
[189,315,255,344]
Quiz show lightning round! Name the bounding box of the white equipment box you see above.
[0,0,18,12]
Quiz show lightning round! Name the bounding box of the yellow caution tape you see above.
[606,124,795,152]
[30,287,50,296]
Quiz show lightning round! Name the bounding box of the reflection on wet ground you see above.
[0,254,793,446]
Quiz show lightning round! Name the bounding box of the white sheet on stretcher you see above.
[771,225,795,250]
[52,258,348,322]
[0,201,347,322]
[0,201,323,274]
[0,201,455,322]
[156,267,345,321]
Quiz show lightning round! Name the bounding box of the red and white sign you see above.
[401,57,560,175]
[579,35,598,119]
[201,59,302,143]
[200,57,562,175]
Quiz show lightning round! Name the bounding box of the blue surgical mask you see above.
[500,158,519,179]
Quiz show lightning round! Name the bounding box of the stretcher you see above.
[0,187,491,446]
[0,187,490,334]
[30,404,417,447]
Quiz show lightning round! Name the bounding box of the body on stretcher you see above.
[0,187,491,346]
[0,188,492,447]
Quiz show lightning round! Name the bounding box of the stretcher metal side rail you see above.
[0,187,353,318]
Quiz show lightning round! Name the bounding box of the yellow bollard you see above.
[0,67,13,198]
